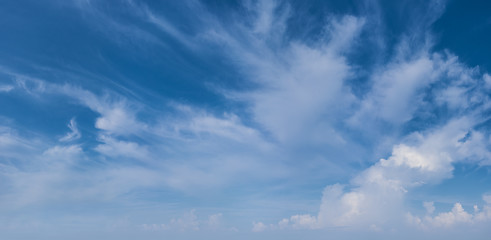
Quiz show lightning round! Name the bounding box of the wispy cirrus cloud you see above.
[59,118,81,142]
[0,85,14,92]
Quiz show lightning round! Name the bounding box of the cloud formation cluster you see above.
[0,0,490,239]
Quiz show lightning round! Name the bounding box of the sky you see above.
[0,0,491,239]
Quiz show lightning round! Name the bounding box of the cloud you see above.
[55,85,147,136]
[0,67,286,198]
[68,0,164,49]
[408,195,491,229]
[0,69,149,137]
[166,104,267,146]
[261,116,491,230]
[206,213,223,229]
[203,2,364,145]
[94,135,150,160]
[424,201,435,215]
[252,221,267,232]
[0,126,40,157]
[484,73,491,89]
[428,203,473,227]
[42,145,83,163]
[350,55,436,126]
[250,0,278,35]
[0,140,86,207]
[59,118,81,142]
[0,85,14,92]
[142,6,197,49]
[142,210,227,232]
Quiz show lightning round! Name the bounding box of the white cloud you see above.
[0,85,14,92]
[0,69,286,196]
[95,107,136,133]
[207,213,223,229]
[252,221,267,232]
[142,210,226,232]
[484,73,491,89]
[59,118,81,142]
[0,71,149,137]
[142,6,196,49]
[57,85,147,136]
[167,104,266,145]
[69,0,164,49]
[43,145,83,162]
[165,210,200,231]
[424,201,435,215]
[203,5,364,144]
[290,214,318,229]
[277,218,289,229]
[250,0,278,35]
[430,203,473,227]
[95,135,150,160]
[188,114,255,141]
[350,55,435,126]
[264,117,491,230]
[0,127,36,151]
[1,2,491,238]
[408,195,491,229]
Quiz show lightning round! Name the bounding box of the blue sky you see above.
[1,0,491,239]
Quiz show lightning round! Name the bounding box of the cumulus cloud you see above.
[408,195,491,229]
[260,117,491,231]
[252,221,267,232]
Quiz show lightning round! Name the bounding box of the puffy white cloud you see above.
[430,203,473,227]
[408,195,491,229]
[252,221,267,232]
[290,214,318,229]
[277,218,289,229]
[262,116,491,230]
